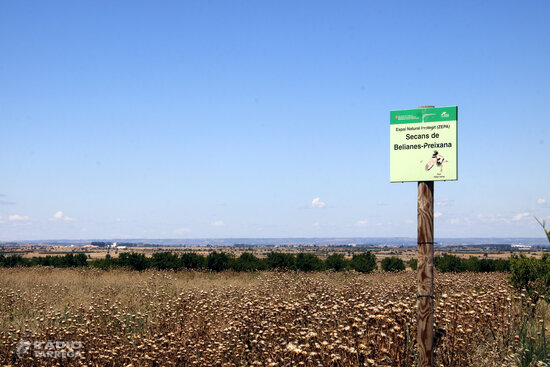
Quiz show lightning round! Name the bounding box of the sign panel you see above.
[390,106,457,182]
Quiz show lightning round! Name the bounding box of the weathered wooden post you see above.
[416,105,435,367]
[417,179,434,366]
[389,105,457,367]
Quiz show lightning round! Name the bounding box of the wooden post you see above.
[417,105,435,367]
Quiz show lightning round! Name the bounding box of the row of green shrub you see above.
[509,253,550,304]
[0,253,88,268]
[0,252,382,272]
[0,252,522,274]
[92,252,382,272]
[432,254,511,272]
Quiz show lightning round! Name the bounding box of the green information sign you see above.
[390,106,458,182]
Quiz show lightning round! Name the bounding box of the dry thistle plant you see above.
[0,268,537,366]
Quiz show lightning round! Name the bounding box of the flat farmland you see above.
[0,268,538,366]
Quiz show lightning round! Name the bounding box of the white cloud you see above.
[355,219,369,227]
[311,198,326,209]
[174,227,190,235]
[512,212,530,221]
[9,214,29,221]
[537,198,547,205]
[313,221,320,227]
[376,201,387,206]
[115,218,122,222]
[211,220,225,227]
[434,212,443,218]
[404,219,414,225]
[50,211,76,222]
[449,218,460,225]
[474,213,510,224]
[436,198,454,207]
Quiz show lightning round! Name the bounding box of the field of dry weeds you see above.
[0,268,537,366]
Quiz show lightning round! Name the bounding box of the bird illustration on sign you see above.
[425,151,447,172]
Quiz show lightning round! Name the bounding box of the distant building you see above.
[82,245,99,249]
[511,244,532,249]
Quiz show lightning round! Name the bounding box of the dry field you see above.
[0,268,542,366]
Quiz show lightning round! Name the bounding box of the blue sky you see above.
[1,0,549,241]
